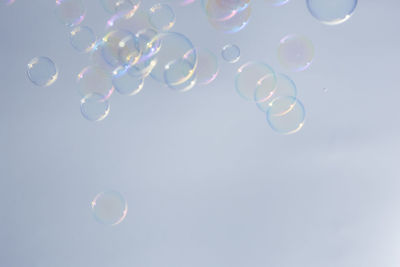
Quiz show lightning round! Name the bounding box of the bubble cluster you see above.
[221,44,240,63]
[307,0,358,25]
[278,34,314,72]
[27,56,58,87]
[148,3,176,31]
[69,26,97,53]
[91,191,127,225]
[55,0,86,27]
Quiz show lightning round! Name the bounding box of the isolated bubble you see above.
[77,66,114,99]
[148,3,176,31]
[208,4,251,33]
[27,56,58,87]
[195,48,219,85]
[307,0,357,25]
[55,0,86,27]
[278,34,314,72]
[221,44,240,63]
[69,26,96,53]
[91,191,127,225]
[256,73,297,112]
[80,93,110,122]
[265,0,289,6]
[235,61,276,101]
[266,96,305,134]
[113,66,144,95]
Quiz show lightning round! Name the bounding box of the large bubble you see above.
[26,56,58,87]
[55,0,86,27]
[91,191,127,225]
[278,34,314,72]
[306,0,357,25]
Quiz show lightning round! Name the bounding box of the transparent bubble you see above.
[80,93,110,122]
[27,56,58,87]
[266,96,305,135]
[1,0,15,6]
[221,44,240,63]
[256,73,297,112]
[100,0,140,16]
[278,34,314,72]
[91,191,127,225]
[307,0,357,25]
[208,4,251,33]
[195,48,219,85]
[265,0,289,6]
[55,0,86,27]
[164,54,196,90]
[113,66,144,96]
[235,61,276,101]
[69,26,96,53]
[203,0,250,21]
[148,32,197,83]
[77,66,114,99]
[148,3,176,31]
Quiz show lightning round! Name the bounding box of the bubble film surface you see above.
[113,66,145,96]
[80,93,111,122]
[195,48,219,85]
[91,191,127,225]
[55,0,86,27]
[307,0,357,25]
[148,3,176,31]
[69,26,96,53]
[278,34,314,72]
[26,56,58,87]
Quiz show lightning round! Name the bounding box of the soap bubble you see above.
[113,66,144,96]
[235,61,276,101]
[91,191,127,225]
[278,34,314,72]
[80,93,110,122]
[100,0,140,16]
[77,66,114,99]
[148,3,176,31]
[221,44,240,63]
[195,48,219,85]
[265,0,289,6]
[69,26,96,53]
[207,3,251,33]
[266,96,305,135]
[55,0,86,27]
[27,56,58,87]
[306,0,357,25]
[203,0,250,21]
[164,59,198,92]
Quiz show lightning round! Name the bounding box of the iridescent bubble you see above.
[55,0,86,27]
[266,96,305,135]
[26,56,58,87]
[256,73,297,112]
[113,66,144,96]
[204,0,250,21]
[77,66,114,99]
[278,34,314,72]
[265,0,289,6]
[100,0,140,16]
[235,61,276,101]
[69,26,96,53]
[208,4,251,33]
[148,32,197,83]
[91,191,127,225]
[221,44,240,63]
[164,53,197,91]
[80,93,110,122]
[148,3,176,31]
[1,0,15,6]
[195,48,219,85]
[306,0,357,25]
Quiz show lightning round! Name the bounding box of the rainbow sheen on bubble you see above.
[80,93,110,122]
[221,44,240,63]
[307,0,357,25]
[148,3,176,31]
[278,34,314,72]
[235,61,276,101]
[27,56,58,87]
[100,0,140,16]
[69,26,96,53]
[113,66,144,96]
[266,96,305,135]
[91,191,127,225]
[77,66,114,99]
[265,0,289,6]
[195,48,219,85]
[55,0,86,27]
[207,3,251,33]
[256,73,297,112]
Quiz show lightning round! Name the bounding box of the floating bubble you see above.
[1,0,15,6]
[148,3,176,31]
[113,66,144,95]
[203,0,250,21]
[77,66,114,99]
[306,0,357,25]
[221,44,240,63]
[256,73,297,112]
[235,61,276,101]
[148,32,197,83]
[91,191,127,225]
[55,0,86,27]
[195,48,219,85]
[26,56,58,87]
[80,93,110,122]
[266,96,305,134]
[208,4,251,33]
[100,0,140,16]
[265,0,289,6]
[69,26,96,53]
[164,59,198,92]
[278,34,314,72]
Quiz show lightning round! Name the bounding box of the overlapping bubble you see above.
[91,191,127,225]
[27,56,58,87]
[113,66,144,95]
